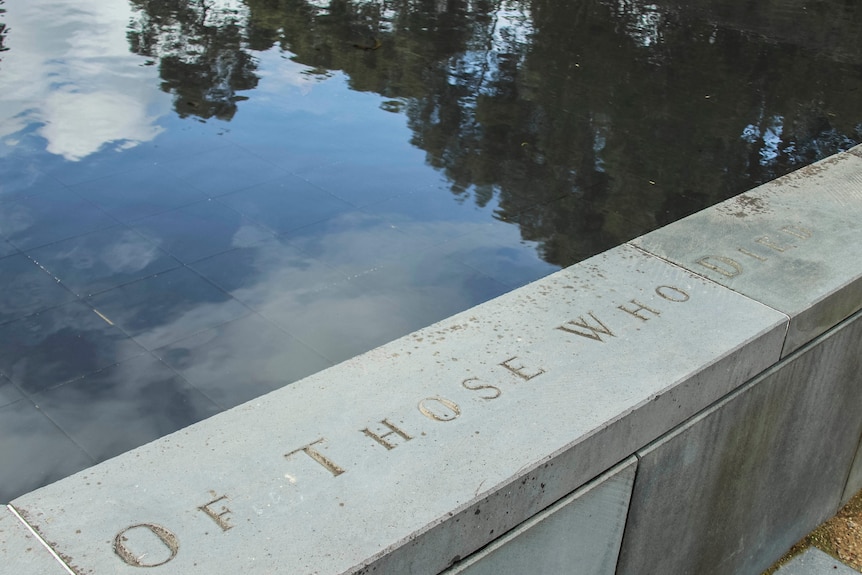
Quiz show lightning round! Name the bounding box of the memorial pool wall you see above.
[2,146,862,574]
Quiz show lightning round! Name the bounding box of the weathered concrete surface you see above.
[774,548,859,575]
[11,244,786,575]
[444,457,636,575]
[632,145,862,356]
[0,506,69,575]
[616,309,862,575]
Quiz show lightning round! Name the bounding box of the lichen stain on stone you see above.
[718,194,769,218]
[774,154,847,187]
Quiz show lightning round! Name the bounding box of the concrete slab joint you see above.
[2,149,861,574]
[632,148,862,356]
[0,506,72,574]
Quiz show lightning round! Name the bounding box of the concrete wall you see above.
[618,310,862,575]
[2,145,861,574]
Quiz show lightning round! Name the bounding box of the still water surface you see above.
[0,0,860,501]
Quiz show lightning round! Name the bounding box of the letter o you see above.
[113,523,179,567]
[696,256,742,278]
[418,396,462,422]
[655,285,690,302]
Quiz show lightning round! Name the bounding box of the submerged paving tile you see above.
[11,244,788,574]
[240,101,427,173]
[283,210,432,276]
[296,160,444,208]
[255,266,468,364]
[229,114,342,173]
[40,146,173,188]
[133,118,234,161]
[69,167,209,223]
[162,144,289,198]
[436,224,562,289]
[616,310,862,575]
[0,375,23,409]
[632,148,862,355]
[445,458,636,575]
[0,507,70,574]
[156,314,332,410]
[370,184,507,234]
[0,254,77,326]
[218,175,353,236]
[32,354,220,463]
[28,226,181,297]
[0,188,118,251]
[0,399,93,504]
[0,239,18,259]
[0,300,145,395]
[366,186,507,252]
[188,239,346,310]
[130,199,274,263]
[230,100,426,174]
[354,247,512,327]
[37,121,232,188]
[0,162,65,204]
[86,267,250,351]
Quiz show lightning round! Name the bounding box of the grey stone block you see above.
[616,310,862,575]
[774,548,859,575]
[0,506,69,575]
[11,245,786,575]
[443,457,636,575]
[632,149,862,355]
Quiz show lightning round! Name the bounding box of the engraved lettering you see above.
[618,299,661,321]
[361,419,412,450]
[754,236,791,252]
[696,256,742,278]
[418,396,462,422]
[655,285,690,302]
[114,523,179,567]
[199,494,234,532]
[461,377,502,400]
[556,313,615,342]
[499,356,545,381]
[285,438,346,477]
[737,247,767,261]
[780,225,812,239]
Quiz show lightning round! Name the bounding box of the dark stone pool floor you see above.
[0,114,566,501]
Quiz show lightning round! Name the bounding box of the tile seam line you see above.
[6,504,77,575]
[624,241,792,327]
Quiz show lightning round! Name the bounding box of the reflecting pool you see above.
[0,0,860,502]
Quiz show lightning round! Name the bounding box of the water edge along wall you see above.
[2,145,862,575]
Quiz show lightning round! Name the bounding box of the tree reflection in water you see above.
[127,0,260,120]
[126,0,862,266]
[0,0,9,60]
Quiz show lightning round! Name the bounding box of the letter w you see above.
[557,313,615,342]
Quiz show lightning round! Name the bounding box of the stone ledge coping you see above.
[3,144,861,574]
[633,145,862,355]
